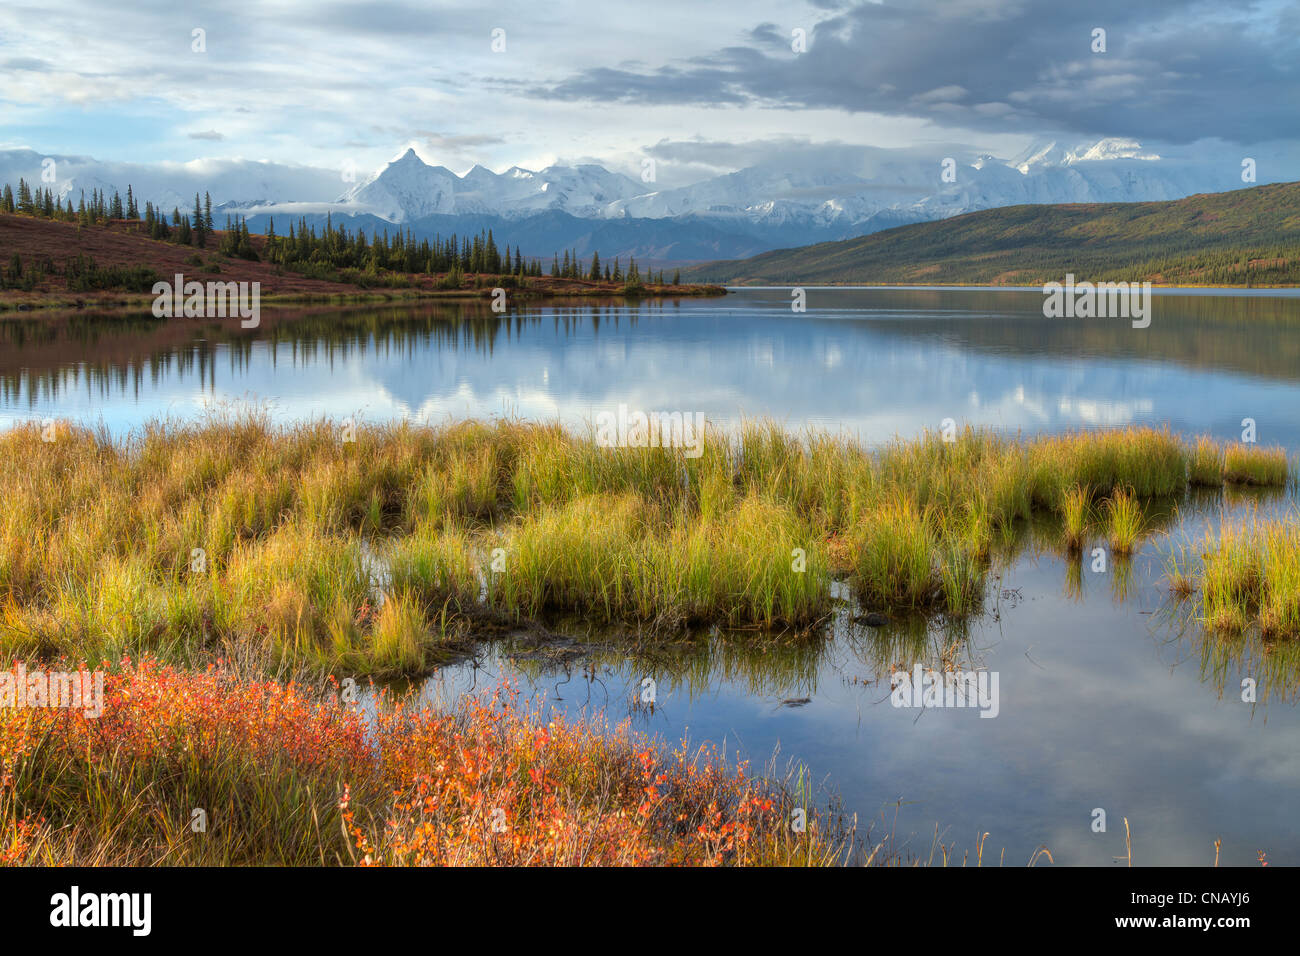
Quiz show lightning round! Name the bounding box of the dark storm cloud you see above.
[530,0,1300,144]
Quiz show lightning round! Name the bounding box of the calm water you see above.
[4,287,1300,447]
[5,287,1300,865]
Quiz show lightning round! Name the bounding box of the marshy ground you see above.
[0,413,1295,865]
[0,413,1290,673]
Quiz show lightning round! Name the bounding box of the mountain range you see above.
[0,140,1284,262]
[681,181,1300,287]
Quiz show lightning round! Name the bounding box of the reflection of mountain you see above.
[3,291,1299,448]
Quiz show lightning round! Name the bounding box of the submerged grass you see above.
[1061,484,1090,552]
[1103,489,1145,556]
[0,413,1292,674]
[1169,514,1300,639]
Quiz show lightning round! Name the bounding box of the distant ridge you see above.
[4,142,1292,265]
[682,182,1300,287]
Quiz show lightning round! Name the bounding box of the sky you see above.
[1,0,1297,188]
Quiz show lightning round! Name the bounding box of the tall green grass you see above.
[0,413,1293,674]
[1103,489,1145,556]
[1061,485,1090,552]
[1169,516,1300,638]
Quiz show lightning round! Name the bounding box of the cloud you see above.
[1,0,1294,174]
[528,0,1300,144]
[411,132,507,151]
[187,130,224,141]
[0,57,54,72]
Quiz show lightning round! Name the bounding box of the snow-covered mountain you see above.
[591,138,1248,233]
[339,148,647,221]
[1,139,1287,261]
[313,139,1266,240]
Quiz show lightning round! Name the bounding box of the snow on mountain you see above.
[341,148,461,220]
[597,139,1240,231]
[2,139,1283,261]
[337,149,646,221]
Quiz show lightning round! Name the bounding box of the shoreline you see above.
[714,280,1300,292]
[0,283,729,314]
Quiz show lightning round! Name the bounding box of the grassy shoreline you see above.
[0,282,728,314]
[0,414,1292,677]
[1,415,1294,868]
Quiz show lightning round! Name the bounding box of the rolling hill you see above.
[0,214,721,308]
[682,182,1300,287]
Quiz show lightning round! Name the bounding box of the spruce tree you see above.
[193,193,206,247]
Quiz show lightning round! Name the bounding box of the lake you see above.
[4,286,1299,865]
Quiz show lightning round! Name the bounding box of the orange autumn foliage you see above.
[0,660,836,866]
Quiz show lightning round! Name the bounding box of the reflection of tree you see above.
[0,299,657,408]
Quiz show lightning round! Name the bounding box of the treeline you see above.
[2,180,683,289]
[0,177,213,244]
[0,251,158,293]
[257,214,678,287]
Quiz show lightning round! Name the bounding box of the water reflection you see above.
[401,488,1300,865]
[3,289,1300,448]
[8,288,1300,863]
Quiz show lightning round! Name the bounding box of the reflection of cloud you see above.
[1058,397,1155,426]
[9,290,1300,459]
[413,544,1300,865]
[10,288,1300,867]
